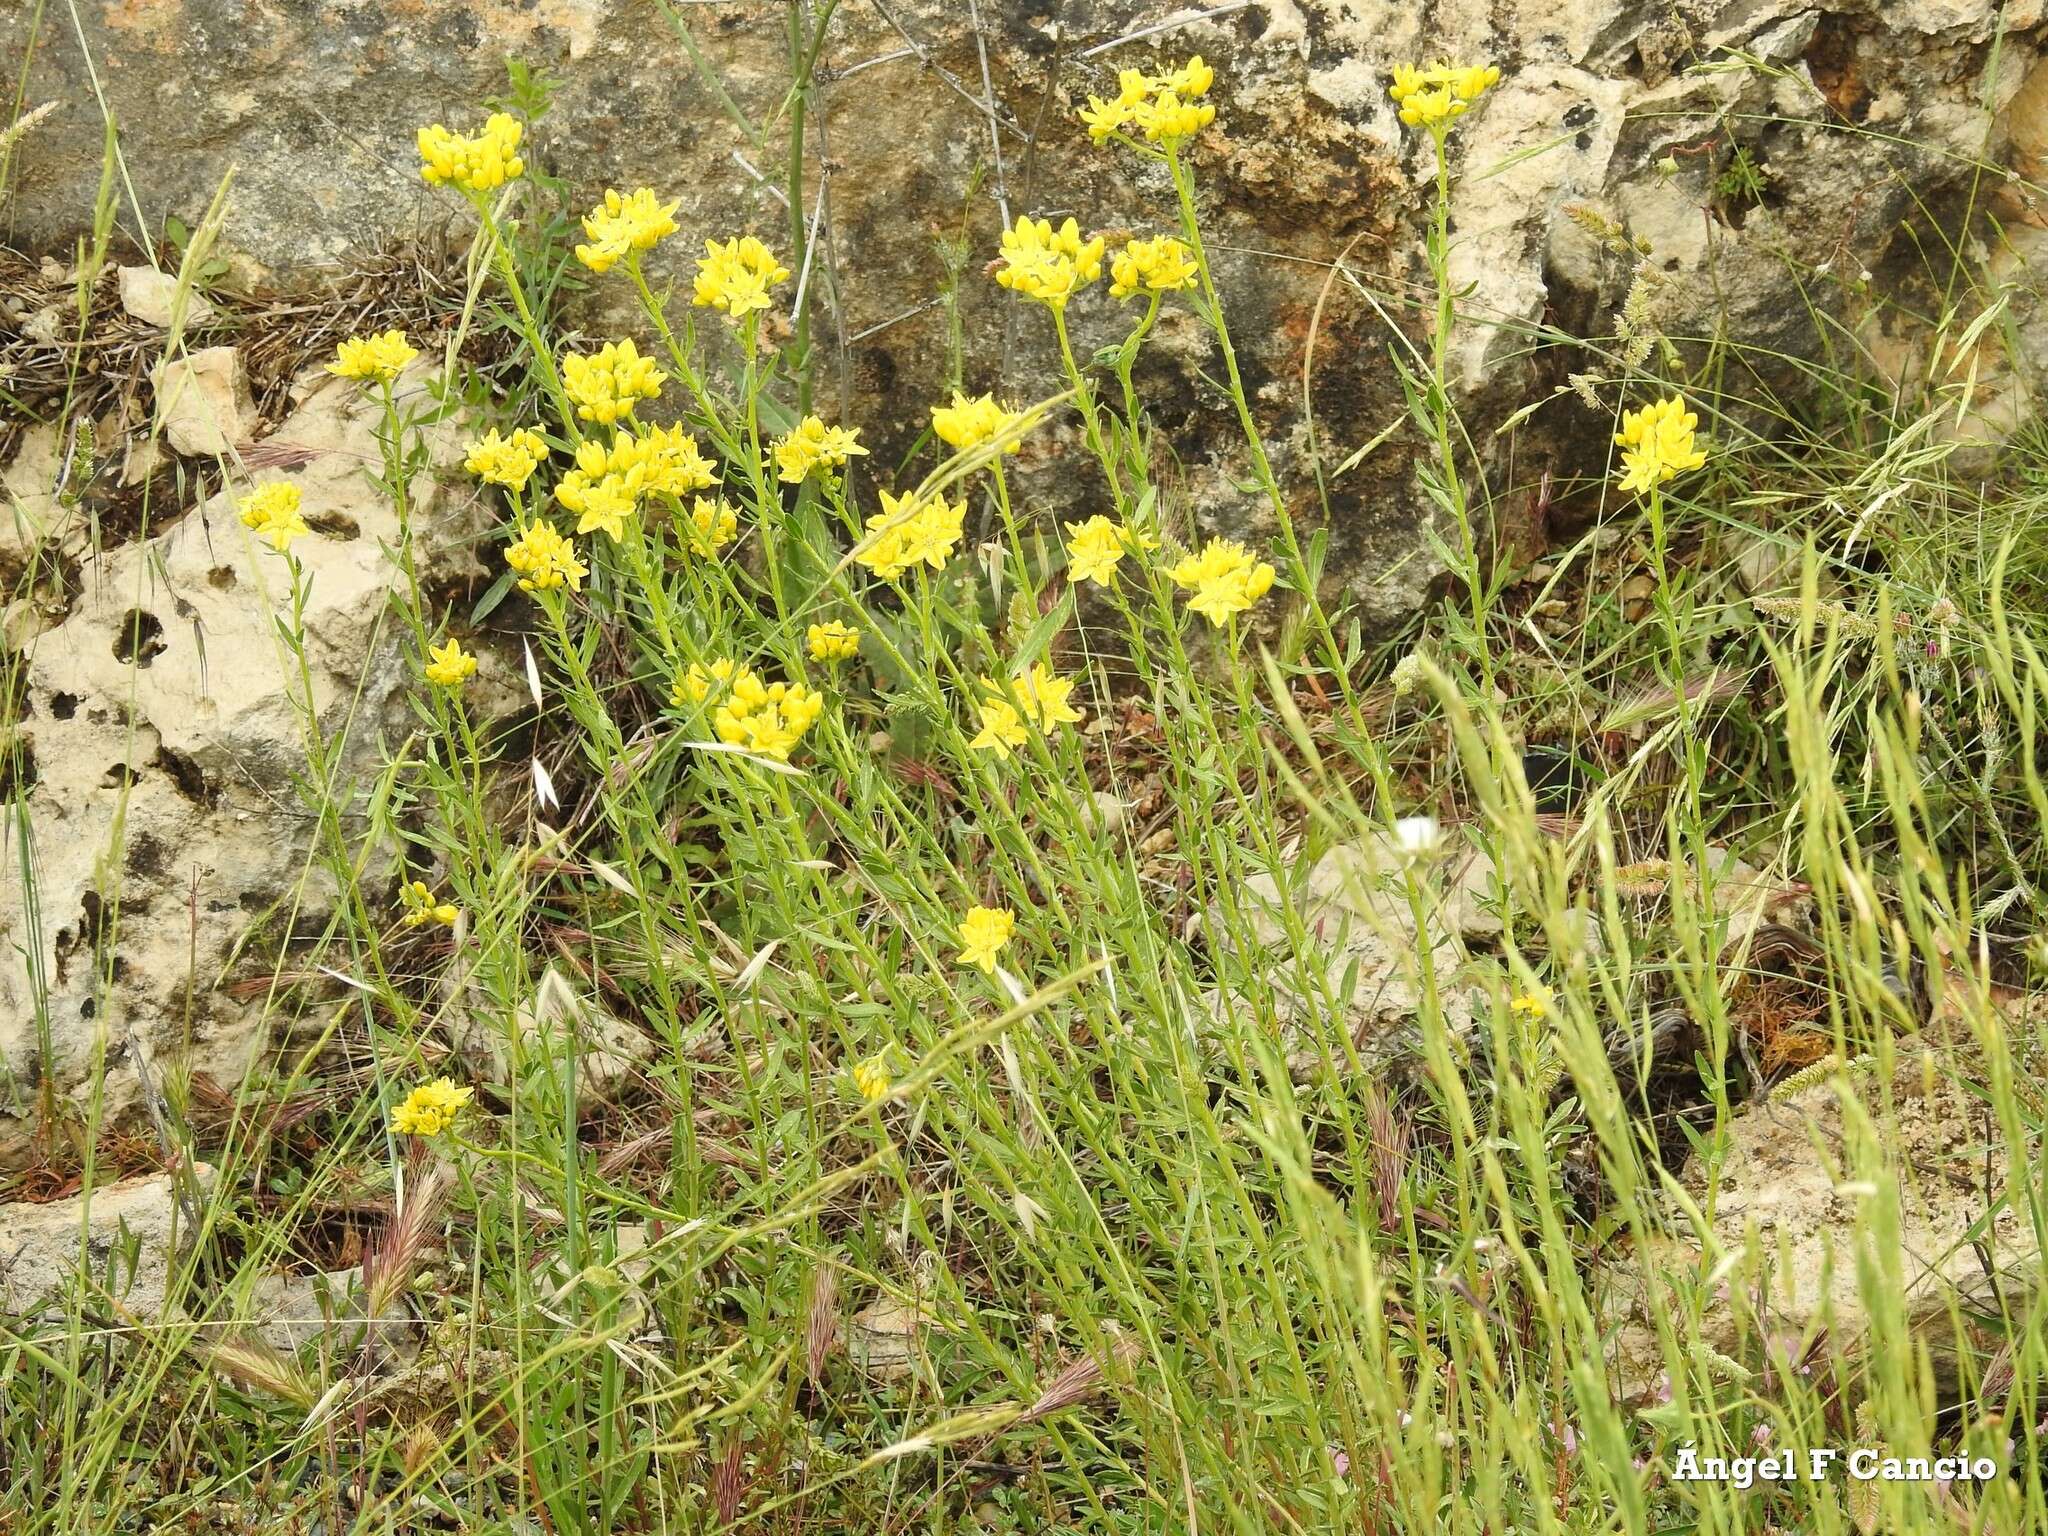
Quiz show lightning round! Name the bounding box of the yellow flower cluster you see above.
[390,1077,473,1138]
[575,187,680,274]
[1063,514,1153,588]
[807,621,861,662]
[328,330,419,385]
[424,639,477,688]
[774,416,866,484]
[557,426,720,539]
[931,392,1023,454]
[1109,236,1198,300]
[969,662,1082,759]
[851,1051,893,1103]
[1509,988,1551,1019]
[1614,395,1706,496]
[684,497,740,554]
[417,113,525,192]
[1170,538,1277,626]
[464,427,550,491]
[714,673,826,761]
[1079,57,1217,146]
[505,521,587,593]
[672,657,742,708]
[854,489,966,580]
[693,236,791,319]
[995,216,1105,309]
[956,905,1016,973]
[237,482,309,553]
[1388,62,1501,132]
[399,879,460,928]
[562,340,664,426]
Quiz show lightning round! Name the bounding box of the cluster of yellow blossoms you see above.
[1079,57,1216,146]
[931,393,1023,454]
[851,1051,894,1103]
[237,482,309,553]
[672,660,824,761]
[575,187,680,274]
[424,639,477,688]
[956,905,1016,973]
[1109,236,1198,300]
[398,879,460,928]
[996,216,1106,310]
[694,237,791,319]
[391,1076,473,1137]
[505,521,588,593]
[969,662,1083,759]
[562,340,664,426]
[855,489,967,580]
[1170,538,1277,626]
[556,425,719,540]
[329,330,419,385]
[417,113,525,193]
[684,497,740,554]
[806,621,861,663]
[774,416,867,483]
[465,427,550,491]
[1063,514,1154,588]
[1388,62,1501,132]
[1614,395,1707,497]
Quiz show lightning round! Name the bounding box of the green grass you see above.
[4,34,2048,1536]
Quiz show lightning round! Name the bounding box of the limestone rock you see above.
[451,966,653,1107]
[0,363,483,1133]
[1600,1056,2041,1406]
[0,1165,212,1317]
[5,3,2033,623]
[150,344,252,457]
[1205,830,1487,1068]
[117,265,214,329]
[247,1267,419,1360]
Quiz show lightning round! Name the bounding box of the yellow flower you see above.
[850,1051,893,1103]
[807,621,861,663]
[672,657,745,708]
[693,236,791,318]
[1509,988,1551,1019]
[390,1077,474,1138]
[1008,661,1084,730]
[968,697,1031,758]
[464,427,550,490]
[1109,236,1198,300]
[995,215,1106,309]
[1063,514,1146,587]
[1613,395,1706,496]
[854,489,965,580]
[237,482,309,553]
[562,340,664,426]
[930,392,1024,454]
[555,450,640,541]
[613,423,718,499]
[1079,57,1216,146]
[683,496,740,554]
[714,674,825,761]
[956,904,1016,973]
[398,879,460,929]
[1388,61,1500,131]
[417,113,525,192]
[1169,537,1277,626]
[328,330,419,385]
[504,521,587,593]
[971,663,1081,753]
[773,416,867,483]
[424,638,478,688]
[575,187,680,274]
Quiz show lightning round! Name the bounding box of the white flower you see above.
[1392,815,1444,858]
